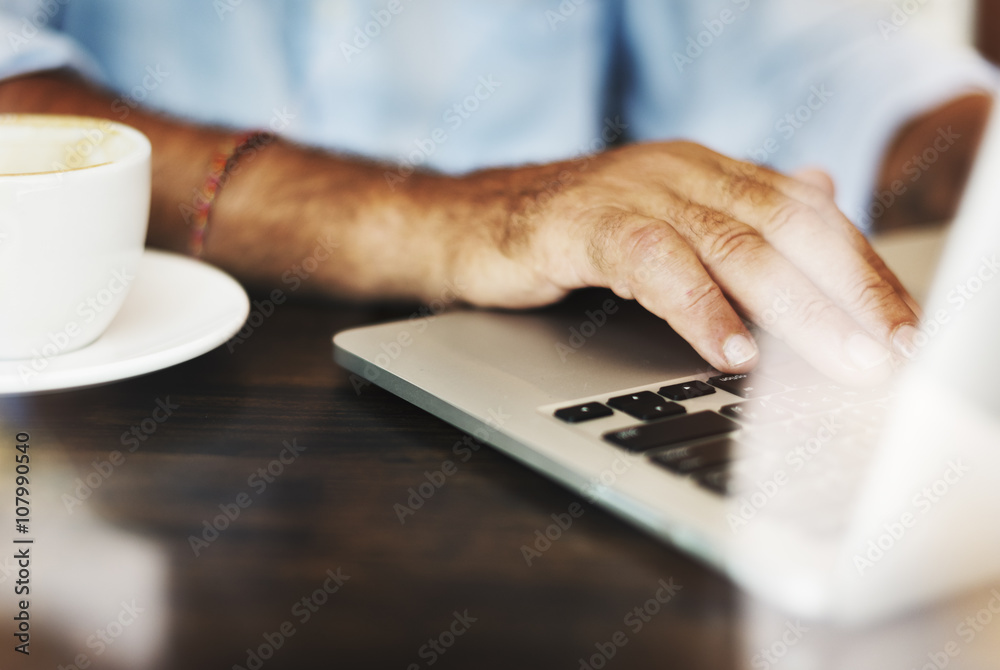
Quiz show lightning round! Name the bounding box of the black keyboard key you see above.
[603,411,739,453]
[554,402,613,423]
[720,400,792,424]
[708,374,784,399]
[607,391,685,421]
[658,380,716,401]
[649,437,735,475]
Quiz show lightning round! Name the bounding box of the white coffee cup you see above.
[0,114,151,360]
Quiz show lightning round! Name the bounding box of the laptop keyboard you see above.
[552,373,892,534]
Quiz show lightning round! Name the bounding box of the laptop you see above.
[333,100,1000,624]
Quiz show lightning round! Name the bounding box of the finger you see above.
[819,208,923,318]
[819,208,924,319]
[572,208,759,372]
[669,202,894,385]
[766,167,925,319]
[685,158,920,360]
[679,148,923,320]
[791,166,836,198]
[731,190,918,353]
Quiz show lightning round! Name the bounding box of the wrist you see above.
[427,162,575,308]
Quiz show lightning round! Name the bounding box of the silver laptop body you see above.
[334,98,1000,624]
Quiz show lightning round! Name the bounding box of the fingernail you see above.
[724,333,758,367]
[892,324,920,360]
[846,332,890,371]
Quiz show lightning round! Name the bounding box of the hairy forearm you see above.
[873,93,992,230]
[0,70,467,300]
[0,70,931,383]
[206,137,462,300]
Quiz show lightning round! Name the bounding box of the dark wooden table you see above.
[0,295,739,670]
[8,285,1000,670]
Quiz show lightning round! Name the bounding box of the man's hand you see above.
[0,72,922,386]
[445,142,919,385]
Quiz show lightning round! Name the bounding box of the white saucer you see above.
[0,250,250,395]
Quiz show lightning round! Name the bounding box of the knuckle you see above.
[682,203,729,237]
[681,281,727,315]
[724,173,763,204]
[617,220,675,282]
[621,220,667,254]
[702,220,763,265]
[843,273,898,313]
[725,162,775,201]
[765,200,816,235]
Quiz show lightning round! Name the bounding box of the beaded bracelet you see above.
[188,130,274,257]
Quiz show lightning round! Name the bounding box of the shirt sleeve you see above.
[620,0,999,232]
[0,7,101,82]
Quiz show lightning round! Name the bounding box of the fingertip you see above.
[720,332,759,372]
[846,332,891,371]
[824,331,894,387]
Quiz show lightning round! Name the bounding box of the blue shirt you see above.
[1,0,995,227]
